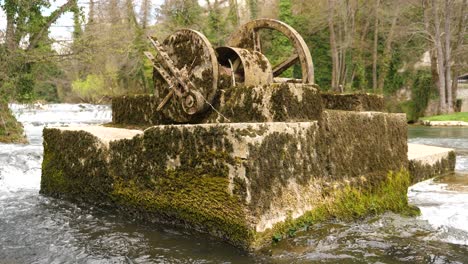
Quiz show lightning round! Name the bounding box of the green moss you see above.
[254,169,419,248]
[246,126,322,217]
[111,170,253,248]
[320,93,384,112]
[40,129,113,202]
[220,86,267,123]
[112,95,169,126]
[106,124,252,248]
[0,100,27,144]
[318,110,408,179]
[271,83,322,121]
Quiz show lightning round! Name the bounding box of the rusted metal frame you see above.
[144,52,179,95]
[147,36,196,95]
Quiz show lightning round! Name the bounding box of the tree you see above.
[421,0,467,113]
[0,0,77,101]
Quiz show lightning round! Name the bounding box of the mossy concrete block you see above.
[319,110,408,179]
[111,83,323,126]
[408,143,456,183]
[41,110,410,251]
[320,93,384,111]
[41,122,324,250]
[40,128,114,201]
[206,83,323,123]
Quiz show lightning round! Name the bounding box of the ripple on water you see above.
[0,104,260,263]
[2,106,468,263]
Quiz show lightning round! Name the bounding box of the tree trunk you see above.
[377,5,400,93]
[372,0,380,92]
[444,0,453,112]
[328,0,340,91]
[431,0,447,113]
[88,0,95,26]
[140,0,151,29]
[27,0,77,51]
[4,0,17,51]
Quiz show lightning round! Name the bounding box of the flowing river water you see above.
[0,104,467,263]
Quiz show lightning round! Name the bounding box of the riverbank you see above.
[420,112,468,126]
[0,100,27,144]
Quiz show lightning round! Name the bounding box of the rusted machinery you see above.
[144,19,314,123]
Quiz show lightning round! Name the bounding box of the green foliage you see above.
[72,74,107,102]
[248,0,258,19]
[383,47,406,94]
[0,0,69,102]
[409,70,434,121]
[157,0,203,28]
[306,31,333,89]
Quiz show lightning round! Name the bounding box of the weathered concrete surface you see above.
[408,143,456,183]
[59,126,142,146]
[41,110,409,251]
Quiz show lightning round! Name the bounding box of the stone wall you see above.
[41,110,409,251]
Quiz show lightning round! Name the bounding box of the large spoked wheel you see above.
[227,18,314,84]
[153,29,219,123]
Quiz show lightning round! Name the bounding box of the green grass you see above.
[421,112,468,122]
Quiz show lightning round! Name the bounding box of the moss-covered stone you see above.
[409,151,456,183]
[318,110,408,179]
[40,128,113,202]
[320,92,384,111]
[111,83,323,126]
[111,95,166,126]
[41,110,410,251]
[253,169,420,250]
[0,100,27,144]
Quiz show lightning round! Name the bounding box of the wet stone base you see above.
[41,110,409,251]
[408,143,456,183]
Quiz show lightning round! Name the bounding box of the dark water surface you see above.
[1,106,467,263]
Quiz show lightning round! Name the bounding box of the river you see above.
[0,104,467,263]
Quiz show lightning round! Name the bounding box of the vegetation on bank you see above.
[0,100,27,144]
[421,112,468,122]
[257,170,420,248]
[0,0,466,115]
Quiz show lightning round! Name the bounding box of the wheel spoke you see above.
[272,53,299,77]
[157,90,174,111]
